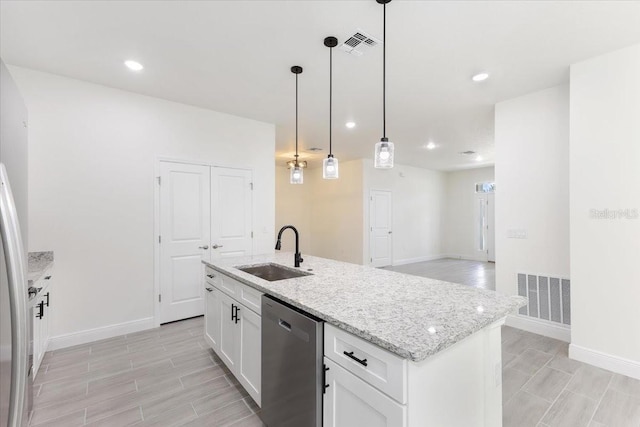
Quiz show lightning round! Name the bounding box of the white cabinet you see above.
[33,274,53,377]
[203,271,262,407]
[323,358,406,427]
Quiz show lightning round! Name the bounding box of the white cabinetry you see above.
[323,322,504,427]
[203,269,262,406]
[32,272,53,377]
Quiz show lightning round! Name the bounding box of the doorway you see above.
[369,190,392,267]
[157,160,253,324]
[475,182,495,263]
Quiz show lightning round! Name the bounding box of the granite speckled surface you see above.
[28,251,54,286]
[204,253,527,362]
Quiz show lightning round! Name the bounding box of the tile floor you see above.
[29,316,263,427]
[31,316,640,427]
[385,257,496,290]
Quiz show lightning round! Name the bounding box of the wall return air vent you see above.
[339,30,381,56]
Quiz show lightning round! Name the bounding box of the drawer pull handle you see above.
[44,276,52,280]
[206,274,215,279]
[205,287,213,292]
[343,351,368,367]
[45,292,50,307]
[36,302,44,319]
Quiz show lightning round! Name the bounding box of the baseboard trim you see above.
[569,344,640,380]
[392,255,446,266]
[506,314,571,342]
[443,253,490,262]
[48,317,155,351]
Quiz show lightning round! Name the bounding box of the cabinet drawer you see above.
[212,271,263,315]
[324,323,407,404]
[205,266,221,287]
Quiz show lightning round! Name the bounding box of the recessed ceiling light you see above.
[471,72,489,82]
[426,142,436,150]
[345,121,356,129]
[124,60,144,71]
[475,155,483,162]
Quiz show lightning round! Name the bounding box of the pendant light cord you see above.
[383,2,386,139]
[295,72,299,164]
[329,45,333,156]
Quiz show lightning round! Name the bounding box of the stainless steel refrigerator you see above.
[0,59,30,427]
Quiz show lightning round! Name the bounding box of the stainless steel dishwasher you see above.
[261,295,324,427]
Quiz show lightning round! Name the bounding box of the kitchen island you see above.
[203,253,526,427]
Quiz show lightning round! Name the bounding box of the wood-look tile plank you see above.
[540,390,597,427]
[83,406,142,427]
[134,403,198,427]
[592,388,640,426]
[566,365,613,401]
[30,409,86,427]
[503,390,551,427]
[503,367,532,404]
[229,414,266,427]
[184,400,253,427]
[523,367,572,403]
[509,349,553,376]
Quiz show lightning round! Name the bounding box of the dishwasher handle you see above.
[278,319,291,331]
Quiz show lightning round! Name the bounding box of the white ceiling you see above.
[2,1,640,171]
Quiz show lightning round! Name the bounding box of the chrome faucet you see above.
[275,225,303,267]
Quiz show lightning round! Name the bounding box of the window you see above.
[475,182,495,193]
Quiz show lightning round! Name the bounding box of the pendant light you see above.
[323,36,339,179]
[290,65,304,184]
[374,0,394,169]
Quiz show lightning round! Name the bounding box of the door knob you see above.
[198,245,209,250]
[212,244,224,249]
[388,231,392,234]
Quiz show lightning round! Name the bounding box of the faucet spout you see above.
[275,225,303,267]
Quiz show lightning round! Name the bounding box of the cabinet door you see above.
[236,304,261,407]
[218,292,238,371]
[204,286,221,352]
[33,297,44,376]
[323,358,406,427]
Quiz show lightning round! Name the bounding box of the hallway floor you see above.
[385,257,496,290]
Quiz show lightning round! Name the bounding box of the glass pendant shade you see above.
[290,165,303,184]
[322,156,339,179]
[374,138,394,168]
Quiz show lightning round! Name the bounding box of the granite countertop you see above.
[203,253,526,362]
[28,251,54,286]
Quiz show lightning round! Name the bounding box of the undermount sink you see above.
[237,263,312,282]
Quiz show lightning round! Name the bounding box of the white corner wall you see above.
[569,44,640,379]
[9,66,275,347]
[494,85,570,300]
[443,167,495,261]
[363,160,446,266]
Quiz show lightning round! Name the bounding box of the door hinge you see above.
[157,176,161,185]
[251,231,254,238]
[158,235,162,244]
[158,294,162,302]
[250,182,253,190]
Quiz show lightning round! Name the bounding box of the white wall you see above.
[10,66,275,345]
[569,44,640,378]
[443,167,495,260]
[494,85,570,299]
[309,160,364,265]
[275,166,312,254]
[363,160,446,266]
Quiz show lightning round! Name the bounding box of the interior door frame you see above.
[368,189,393,267]
[153,157,254,328]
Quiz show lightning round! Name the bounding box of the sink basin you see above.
[236,263,312,282]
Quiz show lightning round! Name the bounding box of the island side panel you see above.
[406,319,504,427]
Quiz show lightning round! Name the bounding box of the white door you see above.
[159,162,211,323]
[369,190,392,267]
[210,168,253,259]
[487,193,495,262]
[323,358,406,427]
[204,286,221,352]
[218,291,238,371]
[236,305,261,407]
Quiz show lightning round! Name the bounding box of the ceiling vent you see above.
[460,150,476,155]
[339,30,381,57]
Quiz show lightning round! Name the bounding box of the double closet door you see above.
[159,161,253,324]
